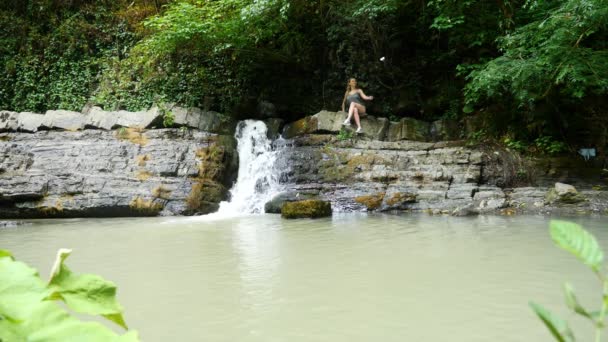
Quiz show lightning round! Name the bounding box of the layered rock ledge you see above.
[271,111,608,216]
[0,129,237,218]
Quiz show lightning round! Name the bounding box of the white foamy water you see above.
[214,120,285,217]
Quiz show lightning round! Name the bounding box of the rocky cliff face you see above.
[0,106,237,218]
[271,111,608,216]
[1,107,606,218]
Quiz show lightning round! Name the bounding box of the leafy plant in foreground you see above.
[0,248,138,341]
[530,221,606,342]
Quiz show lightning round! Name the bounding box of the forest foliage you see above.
[1,0,607,148]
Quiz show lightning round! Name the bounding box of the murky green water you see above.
[1,214,607,341]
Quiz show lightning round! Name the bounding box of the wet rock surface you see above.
[0,129,237,218]
[273,134,608,216]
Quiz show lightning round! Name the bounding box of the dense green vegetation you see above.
[1,0,607,151]
[0,248,138,341]
[531,220,606,342]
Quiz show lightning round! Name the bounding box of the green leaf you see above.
[550,220,604,273]
[0,256,49,321]
[563,282,594,320]
[47,249,129,329]
[0,250,138,341]
[529,302,575,342]
[10,301,139,342]
[0,249,12,259]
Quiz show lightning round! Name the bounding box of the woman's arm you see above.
[358,89,374,101]
[341,93,347,112]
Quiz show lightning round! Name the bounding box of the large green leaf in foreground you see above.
[550,220,604,273]
[47,249,128,329]
[0,250,138,341]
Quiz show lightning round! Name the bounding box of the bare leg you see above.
[353,107,361,129]
[346,102,357,122]
[354,103,366,115]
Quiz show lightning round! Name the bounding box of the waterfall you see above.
[216,120,285,215]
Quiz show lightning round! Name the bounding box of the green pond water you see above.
[1,214,607,341]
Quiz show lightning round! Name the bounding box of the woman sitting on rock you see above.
[341,78,374,133]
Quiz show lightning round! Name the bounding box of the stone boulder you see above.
[264,191,319,213]
[85,106,162,130]
[473,186,506,213]
[0,111,19,132]
[190,108,235,134]
[281,199,332,219]
[115,107,162,128]
[283,110,390,140]
[160,104,235,134]
[545,182,586,204]
[387,118,430,142]
[283,112,330,138]
[42,110,87,130]
[17,112,45,132]
[346,116,389,140]
[85,106,118,130]
[430,119,461,141]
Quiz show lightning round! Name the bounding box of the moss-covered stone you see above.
[545,183,586,204]
[355,192,385,210]
[264,192,318,213]
[281,200,332,219]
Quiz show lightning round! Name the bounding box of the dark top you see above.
[346,92,364,107]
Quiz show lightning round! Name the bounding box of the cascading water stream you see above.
[215,120,286,216]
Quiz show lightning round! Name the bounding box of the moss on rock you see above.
[281,200,332,219]
[283,116,318,138]
[115,127,148,146]
[129,196,163,213]
[385,192,417,206]
[355,192,385,210]
[152,185,172,200]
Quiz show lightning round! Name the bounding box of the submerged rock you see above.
[264,191,319,214]
[281,200,332,219]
